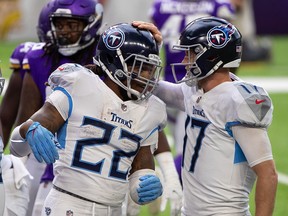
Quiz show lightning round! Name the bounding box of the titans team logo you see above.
[207,24,235,49]
[103,28,125,50]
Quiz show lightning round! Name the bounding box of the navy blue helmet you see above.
[94,23,162,102]
[171,16,242,85]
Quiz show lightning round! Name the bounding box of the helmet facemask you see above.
[51,16,94,56]
[50,2,103,56]
[171,17,242,87]
[171,43,207,87]
[95,49,162,102]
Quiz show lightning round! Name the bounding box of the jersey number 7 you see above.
[182,116,210,173]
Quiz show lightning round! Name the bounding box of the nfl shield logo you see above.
[45,207,51,215]
[66,210,73,216]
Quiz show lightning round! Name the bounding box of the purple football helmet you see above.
[50,0,103,56]
[37,0,56,43]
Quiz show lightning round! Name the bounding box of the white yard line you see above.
[242,76,288,93]
[278,172,288,185]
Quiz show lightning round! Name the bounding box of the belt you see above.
[53,184,100,204]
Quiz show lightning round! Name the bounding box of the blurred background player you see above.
[231,0,271,62]
[149,0,236,187]
[0,57,33,215]
[0,66,5,215]
[0,2,57,216]
[0,41,35,149]
[10,23,165,215]
[11,0,104,215]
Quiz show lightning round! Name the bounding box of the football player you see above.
[11,23,164,215]
[149,0,236,193]
[0,66,5,215]
[134,17,278,216]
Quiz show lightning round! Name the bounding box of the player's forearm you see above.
[254,168,278,216]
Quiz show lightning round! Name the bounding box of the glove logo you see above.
[103,28,125,50]
[207,24,235,49]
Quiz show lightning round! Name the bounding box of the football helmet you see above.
[171,16,242,86]
[50,0,103,56]
[37,0,56,43]
[93,23,162,102]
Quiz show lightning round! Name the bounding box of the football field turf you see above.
[0,36,287,215]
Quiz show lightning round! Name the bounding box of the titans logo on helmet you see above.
[103,28,125,50]
[207,24,235,49]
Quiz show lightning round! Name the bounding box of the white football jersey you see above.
[180,80,273,216]
[46,63,167,206]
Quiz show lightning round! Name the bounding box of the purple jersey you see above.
[22,43,95,104]
[150,0,235,82]
[40,164,54,183]
[9,42,36,79]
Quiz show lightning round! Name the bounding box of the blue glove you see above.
[137,174,163,204]
[26,122,59,164]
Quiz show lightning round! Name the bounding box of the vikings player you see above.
[11,23,164,216]
[0,41,36,148]
[0,66,5,215]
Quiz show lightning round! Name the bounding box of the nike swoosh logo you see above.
[255,99,266,104]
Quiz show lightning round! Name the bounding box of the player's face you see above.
[182,50,196,64]
[129,64,157,94]
[53,18,86,45]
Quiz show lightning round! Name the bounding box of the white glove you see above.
[155,152,183,216]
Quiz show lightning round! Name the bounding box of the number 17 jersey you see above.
[180,80,273,215]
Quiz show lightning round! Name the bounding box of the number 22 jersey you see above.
[46,63,167,206]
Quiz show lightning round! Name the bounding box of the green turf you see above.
[0,36,288,215]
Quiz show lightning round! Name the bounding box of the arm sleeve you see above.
[154,80,185,111]
[10,125,31,157]
[232,125,273,167]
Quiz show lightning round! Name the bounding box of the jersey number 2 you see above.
[72,117,141,180]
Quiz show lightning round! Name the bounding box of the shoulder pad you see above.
[235,82,273,124]
[48,63,90,90]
